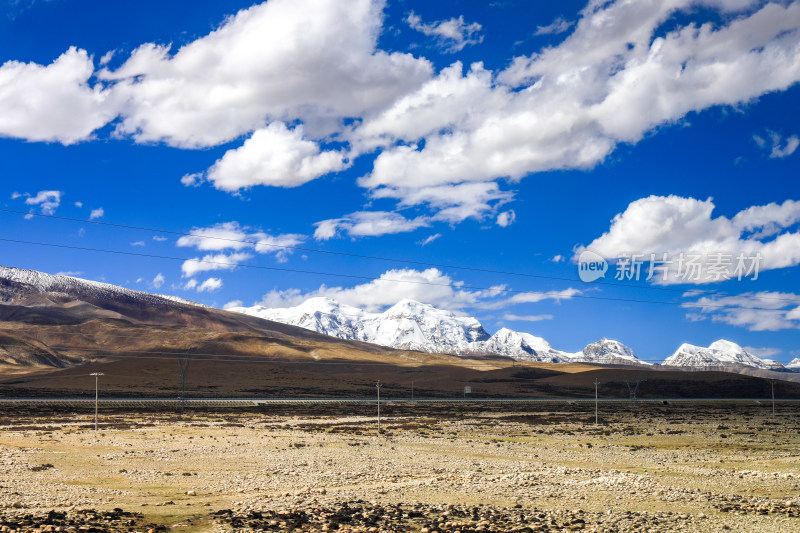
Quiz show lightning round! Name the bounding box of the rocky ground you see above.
[0,402,798,532]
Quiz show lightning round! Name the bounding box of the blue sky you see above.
[1,0,799,363]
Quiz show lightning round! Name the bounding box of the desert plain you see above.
[0,402,798,532]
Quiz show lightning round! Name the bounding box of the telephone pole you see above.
[376,381,382,434]
[90,372,104,431]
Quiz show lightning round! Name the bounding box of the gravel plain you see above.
[0,403,798,532]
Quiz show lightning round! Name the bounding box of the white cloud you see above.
[418,233,441,246]
[204,122,348,190]
[89,207,104,220]
[503,313,554,322]
[534,17,573,36]
[101,0,431,148]
[24,190,61,215]
[99,50,115,66]
[576,195,800,283]
[405,11,483,53]
[10,192,21,199]
[197,277,223,293]
[682,291,800,331]
[152,273,165,289]
[313,211,428,240]
[177,221,305,263]
[74,201,83,208]
[551,254,565,263]
[503,288,583,306]
[256,267,582,315]
[177,222,252,251]
[257,268,486,312]
[223,300,243,310]
[152,235,167,242]
[184,279,198,290]
[754,130,799,159]
[131,241,145,247]
[370,181,513,224]
[358,1,800,199]
[496,209,516,227]
[180,173,203,187]
[55,270,83,277]
[0,47,118,144]
[181,251,252,278]
[743,346,782,358]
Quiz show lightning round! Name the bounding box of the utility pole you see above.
[594,378,599,425]
[376,381,382,434]
[90,372,104,432]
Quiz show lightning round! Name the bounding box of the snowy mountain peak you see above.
[230,297,652,364]
[571,338,648,366]
[787,358,800,369]
[663,340,776,369]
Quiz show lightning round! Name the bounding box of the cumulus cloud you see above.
[204,123,348,190]
[2,0,800,240]
[0,47,118,144]
[313,211,429,240]
[152,273,165,289]
[753,130,799,159]
[256,267,582,314]
[223,299,243,310]
[576,195,800,284]
[405,12,483,53]
[23,190,62,215]
[181,251,252,278]
[197,277,223,293]
[358,1,800,198]
[682,291,800,331]
[89,207,104,220]
[100,0,431,148]
[177,221,305,263]
[496,209,516,227]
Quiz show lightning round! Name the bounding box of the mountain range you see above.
[230,297,793,370]
[0,265,793,372]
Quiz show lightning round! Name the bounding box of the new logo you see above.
[578,250,608,282]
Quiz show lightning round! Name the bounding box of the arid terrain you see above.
[1,402,798,532]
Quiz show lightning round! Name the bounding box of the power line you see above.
[1,236,797,311]
[3,207,791,301]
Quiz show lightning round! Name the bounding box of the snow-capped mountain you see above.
[233,297,491,354]
[0,265,204,309]
[478,328,570,362]
[231,297,650,365]
[570,338,650,366]
[787,358,800,370]
[663,340,780,369]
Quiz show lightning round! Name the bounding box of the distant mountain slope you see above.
[0,265,442,368]
[663,340,781,370]
[571,338,650,366]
